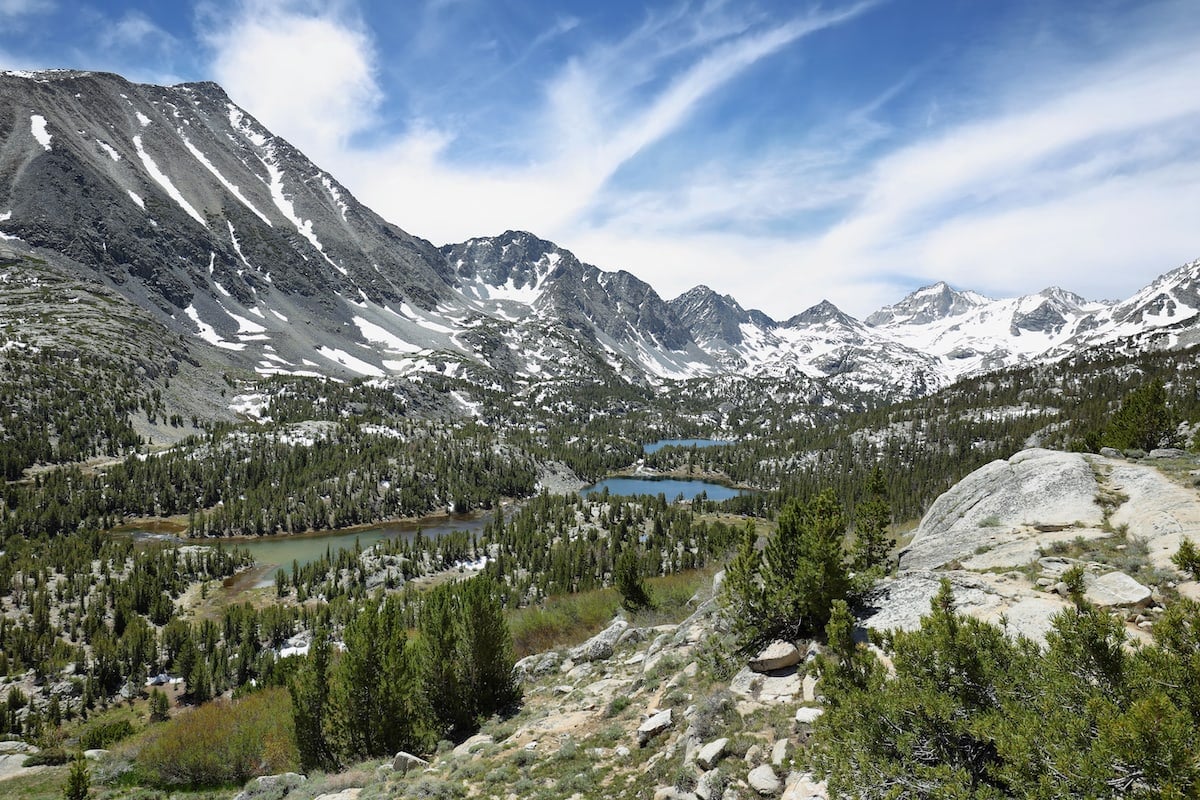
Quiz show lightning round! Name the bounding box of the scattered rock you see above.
[748,764,783,796]
[571,618,629,663]
[392,751,428,774]
[637,708,673,746]
[312,791,361,800]
[513,650,562,681]
[82,749,109,761]
[771,739,789,767]
[749,641,801,673]
[696,737,728,770]
[795,707,824,725]
[1084,571,1153,609]
[696,768,726,800]
[1099,447,1123,458]
[1148,448,1187,459]
[452,733,494,758]
[730,666,801,704]
[233,772,306,800]
[655,788,699,800]
[781,772,828,799]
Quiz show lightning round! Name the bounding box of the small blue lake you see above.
[581,477,742,501]
[643,438,730,454]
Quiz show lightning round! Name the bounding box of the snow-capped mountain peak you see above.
[865,281,991,327]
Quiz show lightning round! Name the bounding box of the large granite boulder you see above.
[749,641,800,673]
[570,618,629,663]
[900,449,1106,571]
[1084,571,1153,608]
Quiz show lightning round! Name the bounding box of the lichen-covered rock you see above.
[570,618,629,663]
[637,708,673,746]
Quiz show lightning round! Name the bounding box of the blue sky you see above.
[2,0,1199,317]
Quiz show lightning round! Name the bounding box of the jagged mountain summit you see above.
[2,69,1199,407]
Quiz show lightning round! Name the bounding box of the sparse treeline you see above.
[0,534,253,734]
[0,419,538,539]
[644,345,1200,520]
[0,349,156,479]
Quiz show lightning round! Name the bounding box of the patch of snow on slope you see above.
[182,135,272,225]
[317,346,385,377]
[228,104,267,147]
[320,175,349,220]
[395,303,456,334]
[227,221,253,269]
[135,111,150,127]
[30,115,51,150]
[0,211,10,221]
[96,139,120,161]
[229,393,269,418]
[226,310,266,335]
[127,191,144,209]
[133,135,206,227]
[353,316,422,353]
[183,305,245,351]
[259,151,347,275]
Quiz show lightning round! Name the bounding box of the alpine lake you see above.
[123,438,740,580]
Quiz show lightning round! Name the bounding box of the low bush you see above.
[135,688,297,787]
[79,718,135,750]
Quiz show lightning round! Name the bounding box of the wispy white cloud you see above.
[0,0,53,18]
[202,0,1200,321]
[204,0,380,158]
[99,11,177,55]
[802,40,1200,307]
[206,0,877,249]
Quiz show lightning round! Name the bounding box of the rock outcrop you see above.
[899,449,1105,571]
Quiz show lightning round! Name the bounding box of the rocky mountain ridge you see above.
[3,69,1200,408]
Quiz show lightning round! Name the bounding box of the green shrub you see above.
[23,748,69,766]
[79,718,135,750]
[136,688,297,787]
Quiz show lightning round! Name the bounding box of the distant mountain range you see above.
[2,69,1199,407]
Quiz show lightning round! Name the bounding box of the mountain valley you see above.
[3,68,1200,800]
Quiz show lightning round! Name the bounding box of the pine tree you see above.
[850,467,893,574]
[1103,378,1174,451]
[420,585,470,736]
[63,756,89,800]
[614,548,650,611]
[726,492,850,650]
[148,689,169,723]
[290,627,335,770]
[459,575,520,722]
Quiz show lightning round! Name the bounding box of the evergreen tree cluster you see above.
[816,579,1200,799]
[291,575,518,770]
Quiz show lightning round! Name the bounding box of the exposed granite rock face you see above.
[899,449,1105,571]
[862,569,1070,646]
